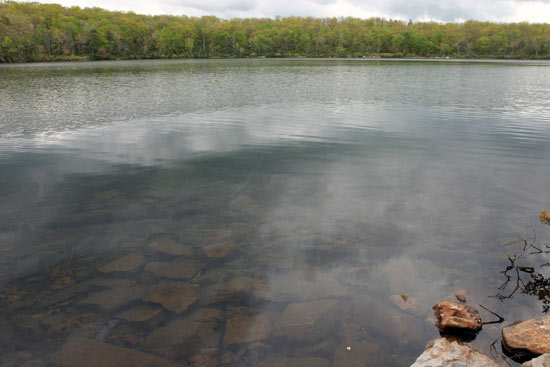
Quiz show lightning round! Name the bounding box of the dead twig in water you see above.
[479,304,505,325]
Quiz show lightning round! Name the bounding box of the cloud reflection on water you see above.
[1,62,550,365]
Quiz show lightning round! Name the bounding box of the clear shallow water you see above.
[0,59,549,366]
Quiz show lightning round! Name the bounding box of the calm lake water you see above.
[0,59,549,366]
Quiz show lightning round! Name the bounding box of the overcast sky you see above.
[29,0,550,22]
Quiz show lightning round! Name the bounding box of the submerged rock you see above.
[332,340,408,367]
[144,281,199,313]
[205,277,266,303]
[257,357,331,367]
[12,256,42,279]
[522,354,550,367]
[223,314,273,345]
[35,278,133,310]
[352,295,429,350]
[0,315,13,347]
[272,299,338,343]
[149,239,193,256]
[79,285,147,312]
[144,308,221,356]
[203,241,237,259]
[390,294,424,316]
[502,317,550,357]
[97,253,145,273]
[147,223,169,236]
[116,305,163,323]
[333,341,380,367]
[51,336,183,367]
[433,301,482,334]
[410,338,500,367]
[145,260,199,280]
[94,189,119,201]
[179,228,233,244]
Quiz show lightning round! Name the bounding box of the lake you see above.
[0,58,549,366]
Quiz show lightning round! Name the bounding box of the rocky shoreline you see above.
[410,298,550,366]
[2,212,548,366]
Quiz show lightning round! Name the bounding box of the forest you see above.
[1,1,550,62]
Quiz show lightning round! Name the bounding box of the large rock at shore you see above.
[410,338,500,367]
[144,282,199,313]
[51,336,184,367]
[433,301,482,334]
[502,317,550,356]
[522,354,550,367]
[272,299,338,343]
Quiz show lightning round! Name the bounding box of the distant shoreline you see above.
[2,2,550,63]
[3,55,550,65]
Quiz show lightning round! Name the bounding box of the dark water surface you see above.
[0,59,549,366]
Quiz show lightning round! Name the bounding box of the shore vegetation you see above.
[1,1,550,62]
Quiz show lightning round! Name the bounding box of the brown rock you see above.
[272,299,338,343]
[144,309,221,356]
[220,342,271,366]
[116,305,162,323]
[410,337,500,367]
[149,239,193,256]
[209,277,266,302]
[145,260,199,280]
[223,314,273,345]
[503,317,550,356]
[97,253,145,273]
[522,354,550,367]
[189,348,219,367]
[144,282,199,313]
[51,336,184,367]
[191,308,222,322]
[79,285,147,312]
[203,241,237,259]
[257,357,331,367]
[454,289,469,303]
[433,301,482,333]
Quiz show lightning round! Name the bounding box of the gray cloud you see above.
[29,0,550,22]
[360,0,516,22]
[164,0,257,13]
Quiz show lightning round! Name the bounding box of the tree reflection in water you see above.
[493,211,550,314]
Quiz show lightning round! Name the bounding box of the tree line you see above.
[1,1,550,63]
